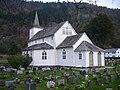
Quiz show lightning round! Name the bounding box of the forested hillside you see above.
[0,0,120,54]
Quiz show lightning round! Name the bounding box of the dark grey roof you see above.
[33,11,42,28]
[29,21,66,41]
[105,48,118,53]
[57,33,83,49]
[23,42,54,51]
[75,41,104,52]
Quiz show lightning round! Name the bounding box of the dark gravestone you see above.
[52,71,56,76]
[67,76,73,85]
[104,76,109,84]
[28,82,36,90]
[82,70,86,76]
[10,69,15,78]
[88,80,92,88]
[96,80,102,86]
[110,75,114,82]
[117,74,120,80]
[34,77,40,84]
[76,75,82,83]
[14,78,20,84]
[0,81,5,86]
[100,73,103,78]
[69,71,73,76]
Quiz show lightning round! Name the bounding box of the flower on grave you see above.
[82,81,86,83]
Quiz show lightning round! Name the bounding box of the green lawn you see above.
[0,66,120,90]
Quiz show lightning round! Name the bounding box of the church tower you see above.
[29,11,43,39]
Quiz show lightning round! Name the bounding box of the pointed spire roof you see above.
[33,11,42,28]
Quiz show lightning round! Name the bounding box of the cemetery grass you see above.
[0,67,120,90]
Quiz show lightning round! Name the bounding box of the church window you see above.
[79,52,82,59]
[62,49,66,59]
[69,30,72,35]
[63,29,65,34]
[98,51,101,66]
[42,50,47,60]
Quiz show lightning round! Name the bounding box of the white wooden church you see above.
[23,12,105,67]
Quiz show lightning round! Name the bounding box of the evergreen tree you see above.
[81,13,116,48]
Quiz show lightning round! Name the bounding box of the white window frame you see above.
[62,49,66,59]
[42,50,47,60]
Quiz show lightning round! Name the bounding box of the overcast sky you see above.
[28,0,120,9]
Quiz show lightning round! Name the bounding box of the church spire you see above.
[33,11,40,27]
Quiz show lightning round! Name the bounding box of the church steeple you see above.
[33,11,40,27]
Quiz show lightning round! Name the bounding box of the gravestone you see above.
[96,80,102,86]
[67,76,73,85]
[69,71,73,76]
[28,82,36,90]
[104,76,109,84]
[95,68,100,74]
[52,71,56,76]
[106,88,113,90]
[117,74,120,80]
[73,72,79,76]
[10,69,15,78]
[0,81,5,86]
[58,79,64,86]
[34,77,40,84]
[100,73,103,78]
[14,78,20,84]
[110,75,114,82]
[85,75,89,81]
[88,80,92,88]
[76,75,82,83]
[62,72,70,77]
[20,68,25,71]
[82,70,86,76]
[6,68,12,72]
[47,80,55,88]
[88,69,92,75]
[5,81,14,87]
[17,70,23,76]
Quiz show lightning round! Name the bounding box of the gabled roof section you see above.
[75,41,104,52]
[57,33,83,49]
[33,11,42,28]
[29,21,66,41]
[105,48,118,53]
[23,42,54,51]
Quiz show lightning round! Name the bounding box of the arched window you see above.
[98,51,101,66]
[89,51,94,66]
[79,52,82,59]
[42,50,47,60]
[62,49,66,59]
